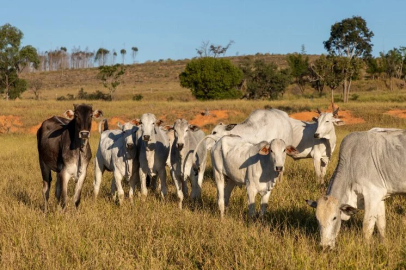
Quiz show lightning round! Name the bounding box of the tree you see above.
[131,47,138,63]
[179,57,243,100]
[95,47,110,66]
[196,40,234,58]
[239,58,291,100]
[286,53,309,93]
[120,48,126,64]
[365,57,383,80]
[29,78,42,100]
[380,48,403,90]
[97,64,125,99]
[112,50,117,65]
[0,23,39,100]
[324,16,374,102]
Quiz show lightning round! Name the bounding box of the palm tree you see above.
[120,49,126,64]
[131,47,138,63]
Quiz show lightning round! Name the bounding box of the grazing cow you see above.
[288,107,344,184]
[136,113,170,199]
[193,109,294,174]
[211,135,298,218]
[37,104,103,211]
[93,120,139,204]
[306,129,406,249]
[169,119,206,209]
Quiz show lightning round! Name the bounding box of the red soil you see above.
[385,110,406,119]
[0,115,23,133]
[289,110,365,125]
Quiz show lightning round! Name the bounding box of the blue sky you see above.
[2,0,406,64]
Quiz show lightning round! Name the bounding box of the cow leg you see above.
[214,170,226,219]
[158,169,167,199]
[320,158,328,182]
[113,171,125,205]
[376,200,386,240]
[172,172,184,209]
[40,160,52,213]
[246,185,257,218]
[313,156,323,184]
[60,169,70,209]
[129,164,140,203]
[363,192,384,242]
[73,162,90,208]
[191,162,206,200]
[224,180,236,209]
[93,156,105,199]
[55,172,62,202]
[182,178,188,199]
[139,167,148,200]
[260,190,272,217]
[111,177,117,201]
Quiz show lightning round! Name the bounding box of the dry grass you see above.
[1,98,406,269]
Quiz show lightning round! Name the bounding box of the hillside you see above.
[19,54,319,101]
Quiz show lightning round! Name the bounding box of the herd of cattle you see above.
[37,103,406,249]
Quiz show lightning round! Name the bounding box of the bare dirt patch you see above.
[189,110,231,127]
[0,115,23,133]
[289,110,365,125]
[385,110,406,119]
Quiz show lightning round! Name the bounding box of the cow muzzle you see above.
[79,131,90,139]
[314,133,320,139]
[275,166,283,172]
[126,143,134,149]
[177,143,184,151]
[143,135,150,141]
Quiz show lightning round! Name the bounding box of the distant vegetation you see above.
[2,16,406,102]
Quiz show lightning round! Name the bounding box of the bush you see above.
[179,57,243,100]
[57,89,111,101]
[133,94,143,101]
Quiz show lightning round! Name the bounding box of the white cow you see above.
[211,135,298,218]
[94,120,139,204]
[169,119,206,209]
[306,129,406,249]
[288,107,344,184]
[136,113,170,199]
[193,109,294,176]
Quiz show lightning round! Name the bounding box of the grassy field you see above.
[1,96,406,269]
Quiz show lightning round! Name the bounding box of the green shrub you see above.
[133,94,143,101]
[179,57,243,100]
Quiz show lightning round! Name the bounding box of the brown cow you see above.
[37,104,102,211]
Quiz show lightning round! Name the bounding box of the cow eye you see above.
[332,216,337,221]
[270,150,273,153]
[212,131,217,135]
[283,149,286,152]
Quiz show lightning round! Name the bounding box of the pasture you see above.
[1,98,406,269]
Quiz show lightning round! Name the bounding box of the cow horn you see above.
[333,106,339,117]
[316,108,322,114]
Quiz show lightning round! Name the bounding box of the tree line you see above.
[180,16,405,103]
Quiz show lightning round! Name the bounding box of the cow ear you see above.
[162,125,173,131]
[64,110,74,119]
[117,122,124,130]
[225,124,237,131]
[333,119,345,126]
[92,109,103,119]
[130,119,141,126]
[312,117,318,122]
[286,145,299,156]
[340,204,359,215]
[306,200,317,208]
[189,125,200,132]
[258,142,270,155]
[156,119,164,126]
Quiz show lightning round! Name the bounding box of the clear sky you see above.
[2,0,406,64]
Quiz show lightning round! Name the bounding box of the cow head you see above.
[258,139,298,172]
[138,113,163,144]
[64,104,103,140]
[172,119,200,151]
[306,196,359,249]
[313,107,344,140]
[117,120,139,150]
[205,122,231,150]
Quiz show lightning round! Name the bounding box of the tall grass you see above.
[1,99,406,269]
